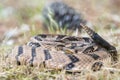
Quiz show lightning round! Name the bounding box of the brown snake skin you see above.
[6,24,117,72]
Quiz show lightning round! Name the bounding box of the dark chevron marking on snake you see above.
[87,54,100,60]
[15,46,23,65]
[44,50,52,60]
[67,54,79,63]
[29,47,36,66]
[64,54,79,70]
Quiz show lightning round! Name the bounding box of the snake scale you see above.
[6,24,118,72]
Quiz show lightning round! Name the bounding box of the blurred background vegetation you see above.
[0,0,120,46]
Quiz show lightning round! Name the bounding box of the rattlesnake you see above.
[6,24,118,72]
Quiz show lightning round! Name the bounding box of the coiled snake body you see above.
[7,25,117,72]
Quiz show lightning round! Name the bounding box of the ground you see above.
[0,0,120,80]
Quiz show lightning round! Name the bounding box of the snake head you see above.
[80,24,118,62]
